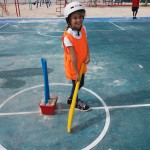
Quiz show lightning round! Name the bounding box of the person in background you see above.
[45,0,51,8]
[132,0,141,19]
[62,2,90,111]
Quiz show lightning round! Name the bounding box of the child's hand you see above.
[84,54,90,64]
[75,73,80,82]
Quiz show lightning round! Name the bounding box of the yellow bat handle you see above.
[67,63,85,133]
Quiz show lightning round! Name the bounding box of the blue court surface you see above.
[0,17,150,150]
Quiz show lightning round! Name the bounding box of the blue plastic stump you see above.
[41,58,50,105]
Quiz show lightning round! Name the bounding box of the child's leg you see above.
[135,10,138,17]
[36,1,38,8]
[133,11,135,17]
[76,74,89,110]
[79,74,84,90]
[68,80,76,101]
[67,74,89,111]
[68,74,85,101]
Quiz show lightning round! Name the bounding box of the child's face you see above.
[70,12,84,30]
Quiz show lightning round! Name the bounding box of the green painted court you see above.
[0,17,150,150]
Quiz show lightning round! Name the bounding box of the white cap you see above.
[64,1,85,18]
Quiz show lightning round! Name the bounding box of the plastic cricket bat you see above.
[67,63,85,133]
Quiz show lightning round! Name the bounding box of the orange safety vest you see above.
[62,26,88,80]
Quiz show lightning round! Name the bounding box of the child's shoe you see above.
[67,98,89,111]
[67,98,72,105]
[76,99,89,111]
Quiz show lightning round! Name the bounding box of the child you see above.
[132,0,141,19]
[62,2,90,111]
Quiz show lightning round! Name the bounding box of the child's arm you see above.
[84,42,90,64]
[67,46,80,81]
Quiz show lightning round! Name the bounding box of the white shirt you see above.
[64,26,87,47]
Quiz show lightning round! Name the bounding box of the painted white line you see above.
[0,111,40,116]
[109,22,125,30]
[0,23,8,29]
[0,31,36,34]
[0,109,69,116]
[1,83,149,149]
[81,87,110,150]
[87,29,122,32]
[0,84,43,109]
[91,103,150,110]
[1,103,150,116]
[0,29,121,34]
[0,144,7,150]
[37,32,60,37]
[0,83,110,150]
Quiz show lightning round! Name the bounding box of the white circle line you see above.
[0,84,44,109]
[81,86,110,150]
[0,83,110,150]
[0,144,7,150]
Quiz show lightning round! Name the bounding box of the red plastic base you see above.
[40,104,56,115]
[39,96,58,115]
